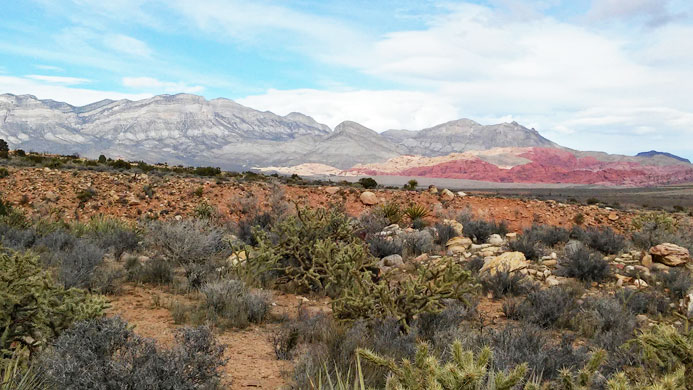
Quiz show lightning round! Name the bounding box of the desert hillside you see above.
[1,152,692,389]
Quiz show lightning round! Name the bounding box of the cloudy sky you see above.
[2,0,692,159]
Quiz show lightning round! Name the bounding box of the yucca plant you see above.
[379,202,403,225]
[0,349,44,390]
[404,204,429,221]
[310,358,367,390]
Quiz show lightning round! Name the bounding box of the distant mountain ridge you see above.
[1,92,692,185]
[636,150,690,164]
[0,93,560,169]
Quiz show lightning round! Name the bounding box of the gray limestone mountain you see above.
[382,119,558,156]
[0,93,560,170]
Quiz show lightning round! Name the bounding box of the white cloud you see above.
[238,88,459,131]
[586,0,682,26]
[0,75,151,106]
[103,34,152,57]
[25,75,90,85]
[122,76,204,93]
[34,64,64,72]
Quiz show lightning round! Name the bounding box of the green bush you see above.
[200,279,270,329]
[0,168,9,179]
[358,177,378,189]
[0,248,107,357]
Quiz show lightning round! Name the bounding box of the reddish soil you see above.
[2,166,636,232]
[350,147,693,186]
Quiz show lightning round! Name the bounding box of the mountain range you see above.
[1,92,692,186]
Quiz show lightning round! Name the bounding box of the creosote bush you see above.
[571,226,626,255]
[201,279,270,329]
[557,242,611,283]
[457,213,507,243]
[507,235,544,261]
[37,317,226,389]
[481,270,535,298]
[506,284,581,328]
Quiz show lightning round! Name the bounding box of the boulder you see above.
[428,185,438,194]
[442,219,464,236]
[227,250,247,266]
[325,186,340,195]
[440,188,455,200]
[487,234,504,246]
[479,251,528,275]
[650,243,690,266]
[641,253,653,268]
[447,245,467,255]
[360,191,378,205]
[381,254,404,267]
[446,236,472,249]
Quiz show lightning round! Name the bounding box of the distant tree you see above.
[98,154,107,164]
[404,179,418,190]
[358,177,378,189]
[0,139,8,158]
[15,149,26,157]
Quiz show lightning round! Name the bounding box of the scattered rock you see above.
[378,254,404,273]
[608,212,619,221]
[487,234,504,246]
[44,191,59,202]
[359,191,378,205]
[545,275,569,286]
[325,186,340,195]
[542,259,557,267]
[651,262,670,272]
[650,243,690,266]
[479,251,528,275]
[227,251,247,266]
[456,191,468,197]
[641,253,653,268]
[440,188,455,200]
[442,219,464,236]
[428,185,438,194]
[505,232,517,241]
[446,236,472,249]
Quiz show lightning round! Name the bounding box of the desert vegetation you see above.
[1,151,692,389]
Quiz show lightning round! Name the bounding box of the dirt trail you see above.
[107,285,313,389]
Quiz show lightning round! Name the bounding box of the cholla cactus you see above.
[357,341,527,390]
[0,248,107,357]
[334,257,477,330]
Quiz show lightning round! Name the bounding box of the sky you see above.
[1,0,693,160]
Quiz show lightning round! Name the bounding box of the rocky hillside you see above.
[3,92,692,185]
[0,93,562,170]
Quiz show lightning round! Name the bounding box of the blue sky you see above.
[1,0,693,159]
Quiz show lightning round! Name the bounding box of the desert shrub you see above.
[0,224,36,250]
[510,284,581,328]
[464,323,588,380]
[573,297,636,352]
[367,234,403,258]
[573,213,585,225]
[481,270,535,298]
[378,202,402,225]
[403,179,418,190]
[0,248,106,356]
[0,168,9,178]
[415,299,478,348]
[466,256,485,274]
[145,218,230,282]
[72,216,139,259]
[201,279,270,329]
[456,213,507,243]
[236,211,274,245]
[655,268,692,300]
[193,166,221,176]
[523,224,570,247]
[508,235,544,261]
[358,212,390,236]
[56,240,106,289]
[357,341,528,390]
[125,256,174,285]
[411,218,428,230]
[434,223,457,246]
[404,203,429,220]
[615,289,670,316]
[586,197,600,205]
[401,230,434,257]
[241,207,376,296]
[571,226,626,254]
[357,177,377,189]
[108,159,130,170]
[557,242,610,283]
[0,197,28,228]
[37,317,226,389]
[333,257,476,330]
